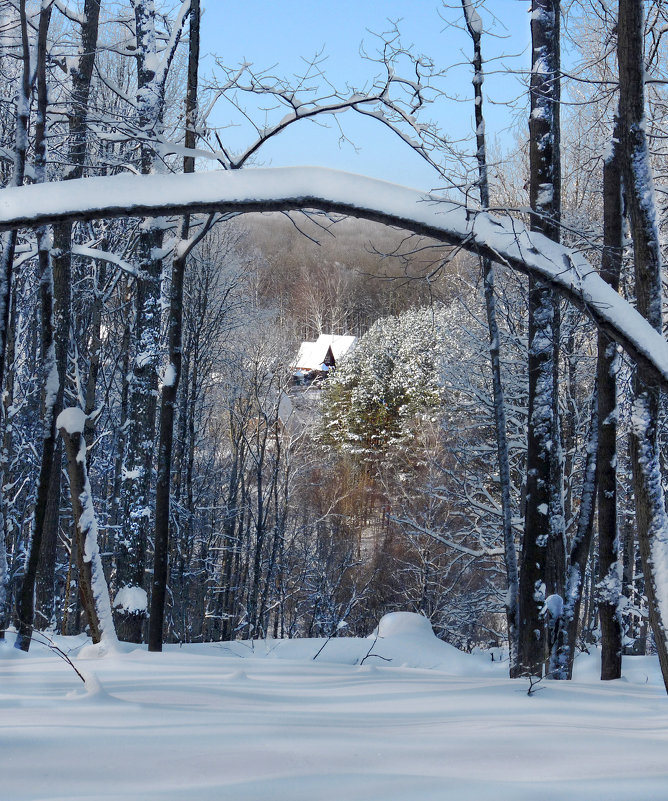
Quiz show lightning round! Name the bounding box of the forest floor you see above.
[2,612,667,801]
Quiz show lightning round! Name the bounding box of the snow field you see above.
[1,613,667,801]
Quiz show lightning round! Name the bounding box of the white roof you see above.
[293,340,331,372]
[314,334,357,362]
[292,334,357,372]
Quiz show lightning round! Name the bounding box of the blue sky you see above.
[199,1,532,190]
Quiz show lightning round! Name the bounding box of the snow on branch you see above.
[52,0,84,26]
[72,244,138,278]
[1,165,668,383]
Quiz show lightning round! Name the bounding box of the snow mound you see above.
[212,612,506,675]
[77,640,124,660]
[365,612,484,674]
[372,611,436,639]
[113,585,148,614]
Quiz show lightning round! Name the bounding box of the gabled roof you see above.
[293,340,332,372]
[314,334,357,362]
[292,334,357,373]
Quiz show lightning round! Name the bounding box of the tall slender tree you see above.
[149,0,202,651]
[0,0,32,638]
[617,0,668,692]
[461,0,519,676]
[518,0,563,677]
[35,0,102,629]
[597,121,624,680]
[15,0,55,651]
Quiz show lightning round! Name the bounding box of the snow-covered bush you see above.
[321,306,450,462]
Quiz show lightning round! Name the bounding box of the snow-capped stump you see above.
[113,586,148,643]
[113,586,148,616]
[56,406,88,435]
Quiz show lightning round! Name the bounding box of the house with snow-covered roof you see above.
[292,334,357,381]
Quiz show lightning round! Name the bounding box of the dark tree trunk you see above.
[117,0,187,642]
[15,3,56,651]
[0,0,31,641]
[149,0,201,652]
[0,265,18,638]
[618,0,668,693]
[518,0,562,677]
[34,0,101,628]
[116,1,165,642]
[598,123,624,681]
[35,441,62,627]
[0,0,31,389]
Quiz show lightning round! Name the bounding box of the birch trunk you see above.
[57,408,118,647]
[461,0,519,676]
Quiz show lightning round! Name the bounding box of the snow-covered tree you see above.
[322,306,449,463]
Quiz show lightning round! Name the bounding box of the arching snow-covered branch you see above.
[1,166,668,382]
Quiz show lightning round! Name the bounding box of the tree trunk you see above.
[0,263,18,638]
[598,123,624,681]
[33,0,102,630]
[35,440,62,627]
[15,3,56,651]
[110,321,131,531]
[149,0,200,651]
[58,409,117,647]
[117,1,166,642]
[554,393,598,678]
[618,0,668,693]
[518,0,562,677]
[0,0,31,641]
[117,0,188,642]
[461,0,520,677]
[84,258,107,462]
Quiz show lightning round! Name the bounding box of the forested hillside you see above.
[1,0,668,695]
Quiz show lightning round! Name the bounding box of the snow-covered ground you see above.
[2,612,667,801]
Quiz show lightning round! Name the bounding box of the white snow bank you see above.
[2,627,667,801]
[207,614,504,676]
